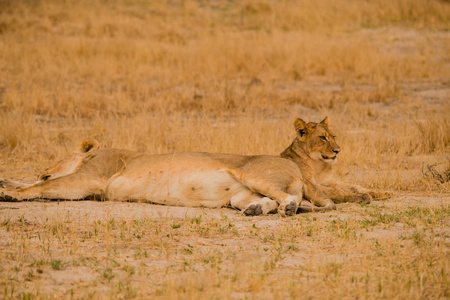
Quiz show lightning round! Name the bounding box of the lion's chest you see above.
[313,161,334,184]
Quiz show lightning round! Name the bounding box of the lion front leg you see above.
[302,179,336,211]
[329,181,392,202]
[347,183,392,201]
[316,182,372,204]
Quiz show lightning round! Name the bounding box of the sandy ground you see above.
[1,193,449,225]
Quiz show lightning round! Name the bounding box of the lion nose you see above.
[333,149,340,154]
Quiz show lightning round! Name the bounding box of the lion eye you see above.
[319,136,327,141]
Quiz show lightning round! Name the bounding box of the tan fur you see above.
[0,138,336,216]
[281,117,392,205]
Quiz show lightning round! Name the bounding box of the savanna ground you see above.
[0,0,449,299]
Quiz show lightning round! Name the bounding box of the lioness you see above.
[0,117,389,215]
[281,117,391,204]
[0,138,336,216]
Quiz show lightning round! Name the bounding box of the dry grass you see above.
[0,0,449,299]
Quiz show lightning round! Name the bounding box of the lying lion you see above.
[0,117,390,216]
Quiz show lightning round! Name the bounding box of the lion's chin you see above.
[321,155,337,164]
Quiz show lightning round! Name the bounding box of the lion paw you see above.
[243,204,263,216]
[285,201,297,216]
[360,194,372,204]
[278,199,298,217]
[0,191,19,202]
[346,193,372,204]
[370,191,392,201]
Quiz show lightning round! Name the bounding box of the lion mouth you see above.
[321,155,337,160]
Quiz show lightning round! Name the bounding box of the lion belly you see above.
[105,154,250,208]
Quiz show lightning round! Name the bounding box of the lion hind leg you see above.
[227,169,299,217]
[230,189,261,210]
[230,190,277,216]
[242,197,279,216]
[0,173,104,201]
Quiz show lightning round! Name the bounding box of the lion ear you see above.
[294,118,309,141]
[79,139,100,153]
[320,117,329,126]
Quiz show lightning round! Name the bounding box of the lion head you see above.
[294,117,341,164]
[37,139,100,181]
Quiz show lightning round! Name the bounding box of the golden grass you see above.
[0,0,449,299]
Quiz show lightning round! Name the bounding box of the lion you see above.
[0,138,337,216]
[0,117,389,215]
[281,117,392,205]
